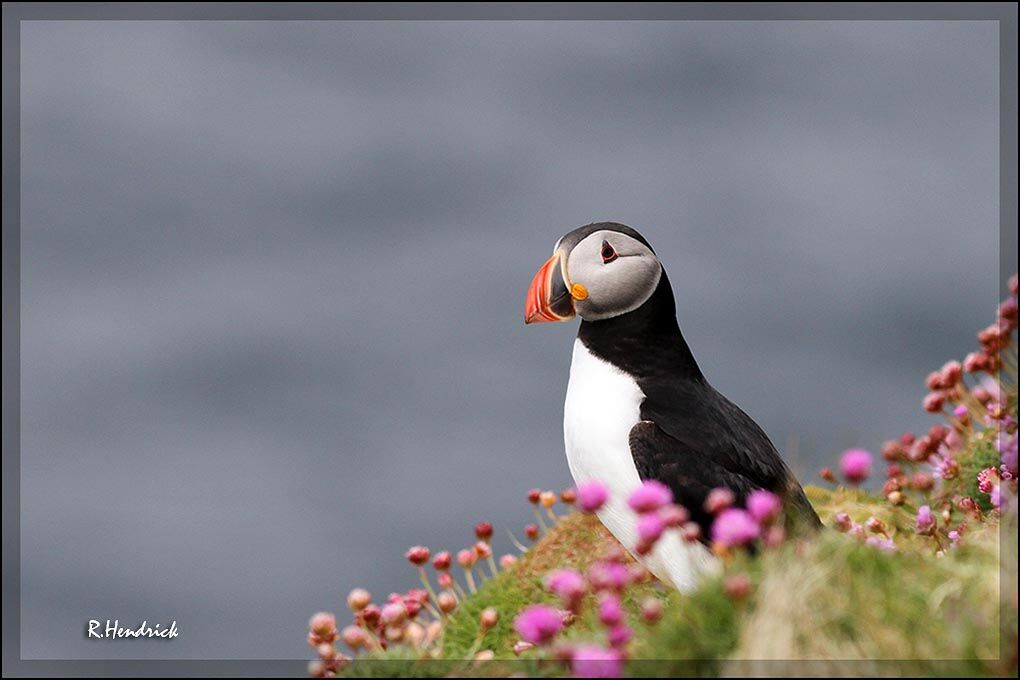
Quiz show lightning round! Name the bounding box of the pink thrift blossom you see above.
[587,561,630,592]
[597,594,624,627]
[840,449,872,485]
[513,604,564,645]
[659,504,689,527]
[866,536,897,553]
[627,480,673,513]
[545,569,586,605]
[636,512,666,544]
[405,545,430,566]
[704,487,735,514]
[711,508,759,547]
[746,490,782,524]
[915,505,936,535]
[577,481,609,513]
[607,625,633,649]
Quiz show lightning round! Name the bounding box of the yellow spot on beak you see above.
[570,283,589,301]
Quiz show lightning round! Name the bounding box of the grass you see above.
[342,486,1014,677]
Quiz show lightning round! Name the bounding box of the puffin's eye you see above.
[600,240,618,264]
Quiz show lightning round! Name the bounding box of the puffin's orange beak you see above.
[525,252,576,324]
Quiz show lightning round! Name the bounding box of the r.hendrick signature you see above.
[87,619,179,640]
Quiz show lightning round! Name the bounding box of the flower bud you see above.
[524,523,540,540]
[704,487,735,514]
[480,607,499,631]
[341,625,368,650]
[474,522,494,541]
[640,597,663,624]
[681,521,702,543]
[359,604,381,627]
[405,546,430,566]
[380,602,408,627]
[347,588,371,612]
[457,549,477,568]
[724,573,752,600]
[437,592,458,614]
[660,504,689,527]
[513,640,535,655]
[577,481,609,512]
[432,551,452,571]
[840,449,872,484]
[404,621,425,647]
[540,491,557,508]
[309,612,337,638]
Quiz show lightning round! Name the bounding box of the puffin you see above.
[525,222,820,591]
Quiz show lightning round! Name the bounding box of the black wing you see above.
[629,384,821,538]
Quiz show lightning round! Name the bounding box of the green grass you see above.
[343,487,1014,677]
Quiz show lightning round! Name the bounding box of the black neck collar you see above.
[577,269,705,383]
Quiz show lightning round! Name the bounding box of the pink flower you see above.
[475,522,494,540]
[431,551,452,571]
[545,569,586,606]
[405,546,430,566]
[640,597,663,624]
[866,536,896,553]
[659,504,689,527]
[746,490,781,524]
[723,573,752,600]
[570,645,624,678]
[977,467,999,494]
[636,512,666,544]
[923,392,945,413]
[380,601,407,626]
[704,487,735,514]
[840,449,872,485]
[833,512,853,532]
[587,561,630,592]
[597,593,624,627]
[577,481,609,513]
[500,554,518,568]
[627,480,673,513]
[457,549,476,568]
[711,508,759,548]
[346,588,371,612]
[309,612,337,637]
[341,625,368,650]
[607,625,633,649]
[513,604,564,645]
[915,505,936,535]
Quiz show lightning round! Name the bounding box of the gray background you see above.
[19,20,1004,659]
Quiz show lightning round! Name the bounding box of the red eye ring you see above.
[600,240,618,264]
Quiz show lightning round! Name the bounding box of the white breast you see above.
[563,339,718,592]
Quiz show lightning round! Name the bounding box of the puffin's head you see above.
[525,222,662,324]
